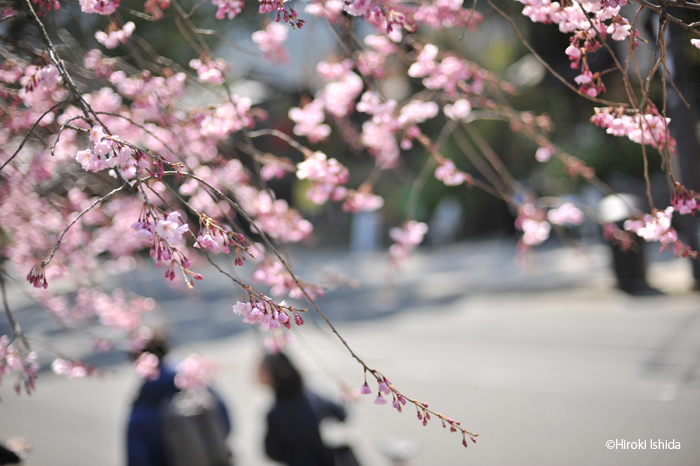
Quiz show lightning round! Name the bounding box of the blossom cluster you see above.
[258,0,305,28]
[671,184,699,216]
[408,44,491,98]
[131,208,204,286]
[78,0,119,15]
[212,0,244,19]
[75,125,133,172]
[296,151,349,205]
[194,216,249,265]
[189,58,228,85]
[547,202,584,226]
[1,336,39,395]
[174,354,220,389]
[389,221,428,265]
[51,358,95,379]
[515,203,551,247]
[435,159,469,186]
[591,107,676,152]
[357,34,397,79]
[95,22,135,49]
[519,0,633,96]
[232,294,306,330]
[288,100,331,143]
[624,207,696,258]
[252,23,290,63]
[134,352,160,380]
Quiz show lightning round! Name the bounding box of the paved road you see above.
[1,239,699,465]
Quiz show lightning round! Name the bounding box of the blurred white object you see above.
[378,438,421,465]
[597,193,643,223]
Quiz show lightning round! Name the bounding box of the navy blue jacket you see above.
[127,367,180,466]
[127,367,231,466]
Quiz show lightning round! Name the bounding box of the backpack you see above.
[161,388,232,466]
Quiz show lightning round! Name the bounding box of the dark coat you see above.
[264,392,337,466]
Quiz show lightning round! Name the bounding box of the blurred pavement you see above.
[1,239,700,465]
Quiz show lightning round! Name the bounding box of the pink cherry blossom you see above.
[189,58,227,85]
[399,100,439,126]
[155,212,189,243]
[342,190,385,212]
[134,352,160,380]
[305,0,343,21]
[252,23,290,63]
[444,99,472,121]
[547,203,584,226]
[515,204,551,246]
[95,22,135,49]
[212,0,244,19]
[79,0,118,15]
[174,354,220,389]
[389,221,428,265]
[435,159,467,186]
[289,100,331,143]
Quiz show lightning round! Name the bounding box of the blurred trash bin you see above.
[597,194,656,295]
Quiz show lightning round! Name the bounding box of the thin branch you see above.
[0,98,74,173]
[247,128,313,157]
[40,185,126,268]
[633,0,700,31]
[0,12,28,23]
[0,264,26,347]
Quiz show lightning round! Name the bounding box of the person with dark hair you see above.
[127,332,180,466]
[126,331,232,466]
[259,353,342,466]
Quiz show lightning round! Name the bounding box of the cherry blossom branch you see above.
[0,98,74,173]
[20,0,97,124]
[487,0,628,108]
[576,2,639,109]
[164,170,477,437]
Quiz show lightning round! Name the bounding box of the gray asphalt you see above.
[1,239,699,465]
